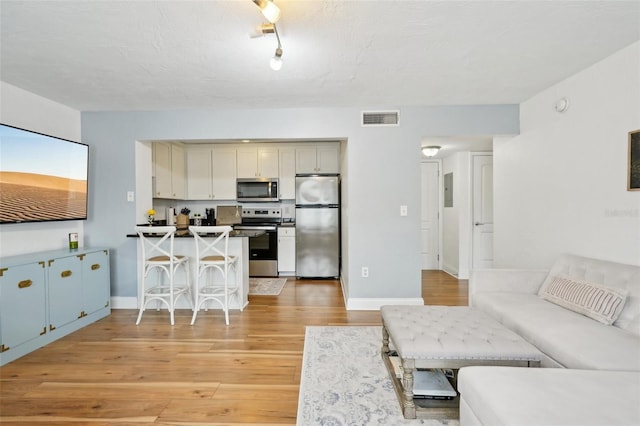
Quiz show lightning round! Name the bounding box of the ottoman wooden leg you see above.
[381,323,390,355]
[401,358,417,419]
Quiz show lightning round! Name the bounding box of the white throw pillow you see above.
[539,273,628,325]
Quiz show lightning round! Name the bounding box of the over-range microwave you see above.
[237,178,279,202]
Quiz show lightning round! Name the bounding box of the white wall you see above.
[441,151,472,278]
[494,41,640,269]
[442,155,459,275]
[0,82,83,256]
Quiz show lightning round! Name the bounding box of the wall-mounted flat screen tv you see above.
[0,123,89,224]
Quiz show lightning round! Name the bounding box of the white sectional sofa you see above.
[458,254,640,425]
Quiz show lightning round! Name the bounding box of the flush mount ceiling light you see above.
[250,0,284,71]
[421,146,441,157]
[252,0,281,23]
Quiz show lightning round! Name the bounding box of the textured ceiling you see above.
[1,0,639,112]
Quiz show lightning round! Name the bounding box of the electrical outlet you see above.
[127,191,135,202]
[362,267,369,278]
[400,205,408,216]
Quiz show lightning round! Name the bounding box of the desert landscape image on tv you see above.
[0,124,88,224]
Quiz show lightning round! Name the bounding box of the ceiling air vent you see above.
[362,111,400,126]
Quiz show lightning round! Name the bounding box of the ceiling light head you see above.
[421,146,441,157]
[252,0,281,23]
[250,23,275,38]
[270,47,283,71]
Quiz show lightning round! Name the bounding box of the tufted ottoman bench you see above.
[380,305,542,420]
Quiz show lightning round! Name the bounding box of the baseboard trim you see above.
[114,295,426,311]
[346,297,424,311]
[110,296,137,309]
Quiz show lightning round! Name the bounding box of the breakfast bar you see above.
[128,229,264,311]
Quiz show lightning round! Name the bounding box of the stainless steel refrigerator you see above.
[295,174,340,278]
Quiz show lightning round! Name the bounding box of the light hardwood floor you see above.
[0,270,467,424]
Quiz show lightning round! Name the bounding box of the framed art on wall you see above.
[629,130,640,191]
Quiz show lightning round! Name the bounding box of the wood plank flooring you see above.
[0,271,467,424]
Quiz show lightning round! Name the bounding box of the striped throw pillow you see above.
[540,274,628,325]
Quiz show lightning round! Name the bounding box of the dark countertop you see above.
[127,229,265,238]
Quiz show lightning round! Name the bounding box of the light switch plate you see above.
[127,191,135,202]
[400,205,408,216]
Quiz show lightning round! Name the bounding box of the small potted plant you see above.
[146,208,156,225]
[177,207,190,230]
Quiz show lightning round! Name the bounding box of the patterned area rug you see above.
[248,277,287,295]
[297,326,458,425]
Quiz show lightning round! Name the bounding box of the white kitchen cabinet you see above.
[279,148,296,199]
[212,147,237,200]
[237,147,279,178]
[153,142,185,199]
[186,148,213,200]
[185,146,236,200]
[277,227,296,275]
[295,144,340,174]
[0,248,111,366]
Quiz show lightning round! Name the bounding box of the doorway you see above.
[420,139,495,278]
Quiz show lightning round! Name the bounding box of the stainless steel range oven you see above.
[234,207,281,277]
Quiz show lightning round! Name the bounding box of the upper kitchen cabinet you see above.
[153,142,185,199]
[186,146,237,200]
[279,148,296,199]
[211,146,237,200]
[186,147,213,200]
[295,144,340,174]
[237,147,279,178]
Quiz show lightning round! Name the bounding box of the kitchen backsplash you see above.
[152,198,295,222]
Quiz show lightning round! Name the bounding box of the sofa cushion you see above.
[538,254,640,334]
[473,292,640,371]
[540,273,628,325]
[458,366,640,426]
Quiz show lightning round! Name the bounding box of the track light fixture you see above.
[252,0,281,23]
[250,0,284,71]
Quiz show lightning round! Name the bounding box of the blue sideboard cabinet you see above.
[0,247,111,366]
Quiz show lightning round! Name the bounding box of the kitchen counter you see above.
[127,228,265,238]
[130,227,253,312]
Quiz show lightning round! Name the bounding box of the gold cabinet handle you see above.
[0,344,9,353]
[18,279,33,289]
[91,264,100,270]
[40,327,47,336]
[61,270,72,278]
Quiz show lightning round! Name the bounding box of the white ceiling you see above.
[2,0,639,114]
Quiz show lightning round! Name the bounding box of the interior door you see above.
[472,154,494,269]
[420,162,439,269]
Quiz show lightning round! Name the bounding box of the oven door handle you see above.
[235,226,278,231]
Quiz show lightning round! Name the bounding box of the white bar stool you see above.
[135,225,192,325]
[189,225,241,325]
